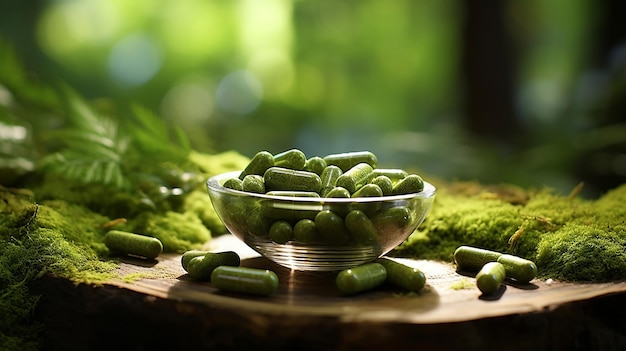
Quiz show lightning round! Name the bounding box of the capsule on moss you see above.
[476,261,506,295]
[336,262,387,295]
[104,230,163,259]
[211,266,279,296]
[376,258,426,292]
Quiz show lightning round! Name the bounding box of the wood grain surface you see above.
[34,234,626,350]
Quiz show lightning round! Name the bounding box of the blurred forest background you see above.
[1,0,625,198]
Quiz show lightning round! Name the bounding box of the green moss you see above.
[127,211,212,253]
[1,188,118,350]
[394,183,626,282]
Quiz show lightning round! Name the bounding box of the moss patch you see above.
[394,182,626,282]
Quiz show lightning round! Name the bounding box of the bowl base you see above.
[244,237,383,271]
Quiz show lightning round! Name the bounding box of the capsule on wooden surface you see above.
[376,258,426,292]
[104,230,163,259]
[211,266,279,296]
[336,262,387,295]
[476,261,506,295]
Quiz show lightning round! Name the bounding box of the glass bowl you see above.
[207,171,436,271]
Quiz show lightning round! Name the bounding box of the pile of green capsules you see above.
[219,149,426,246]
[181,249,427,296]
[454,245,538,295]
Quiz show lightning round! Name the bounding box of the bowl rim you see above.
[207,170,436,203]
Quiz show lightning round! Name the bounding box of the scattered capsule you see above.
[269,220,293,244]
[242,174,266,193]
[336,262,387,295]
[454,246,503,273]
[476,261,506,295]
[273,149,306,170]
[263,167,322,193]
[336,162,374,194]
[181,250,210,272]
[187,251,241,281]
[293,219,318,243]
[304,156,327,175]
[211,266,279,296]
[319,165,343,196]
[239,151,274,180]
[104,230,163,260]
[376,258,426,292]
[323,151,378,172]
[223,177,244,191]
[370,175,393,196]
[391,174,424,195]
[497,254,538,283]
[344,210,379,245]
[371,168,409,183]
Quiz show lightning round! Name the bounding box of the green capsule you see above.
[376,258,426,292]
[325,186,351,198]
[293,219,318,244]
[247,206,271,237]
[181,250,210,272]
[314,210,349,244]
[323,151,378,172]
[370,175,394,196]
[242,174,265,193]
[187,251,241,281]
[454,246,503,273]
[336,262,387,295]
[211,266,279,296]
[104,230,163,259]
[264,167,322,193]
[239,151,274,180]
[370,206,412,234]
[260,197,321,222]
[344,210,379,245]
[269,220,293,244]
[223,177,244,191]
[304,156,327,175]
[266,191,320,198]
[351,183,383,213]
[497,254,538,283]
[319,165,343,196]
[371,168,409,183]
[273,149,306,170]
[476,261,506,295]
[391,174,424,195]
[336,163,374,194]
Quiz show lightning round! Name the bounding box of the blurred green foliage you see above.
[0,0,624,197]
